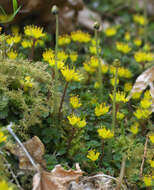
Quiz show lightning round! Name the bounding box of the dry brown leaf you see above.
[128,66,154,97]
[9,136,46,170]
[32,164,83,190]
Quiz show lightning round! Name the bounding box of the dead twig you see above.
[140,137,148,177]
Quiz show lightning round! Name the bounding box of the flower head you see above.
[124,32,130,41]
[0,180,12,190]
[0,131,7,143]
[61,66,82,82]
[110,91,128,103]
[71,30,91,43]
[116,42,131,54]
[70,95,82,109]
[59,35,71,46]
[98,127,114,139]
[6,34,21,45]
[95,103,109,117]
[117,112,125,120]
[67,114,86,128]
[24,25,45,39]
[143,176,152,187]
[133,14,147,25]
[149,134,154,143]
[124,83,132,92]
[130,122,139,135]
[133,38,142,46]
[104,27,117,36]
[134,108,152,119]
[87,149,100,161]
[7,50,17,59]
[42,49,54,62]
[69,52,78,62]
[148,160,154,168]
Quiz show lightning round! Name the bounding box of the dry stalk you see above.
[140,136,148,177]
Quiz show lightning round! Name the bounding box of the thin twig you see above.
[140,136,148,177]
[0,151,22,189]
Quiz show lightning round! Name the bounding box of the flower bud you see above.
[51,5,59,15]
[113,59,121,67]
[93,22,100,30]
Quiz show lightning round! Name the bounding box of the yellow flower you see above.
[24,25,45,39]
[83,62,96,73]
[134,108,152,119]
[70,95,82,109]
[42,49,54,62]
[77,119,86,128]
[67,114,80,126]
[67,114,86,128]
[57,51,68,61]
[110,91,128,103]
[59,35,71,46]
[0,180,12,190]
[116,42,131,54]
[133,14,147,25]
[98,127,114,139]
[133,38,142,46]
[6,34,21,45]
[87,149,100,161]
[89,46,101,55]
[110,77,119,86]
[104,27,117,36]
[134,51,153,63]
[124,32,130,41]
[7,50,17,59]
[101,63,108,74]
[61,66,82,82]
[0,27,2,33]
[130,122,139,135]
[117,112,125,120]
[0,131,7,143]
[95,103,109,117]
[94,81,100,89]
[21,40,33,48]
[144,90,151,99]
[71,30,91,43]
[140,98,152,109]
[149,160,154,168]
[124,83,132,92]
[132,92,142,100]
[143,176,152,187]
[48,59,64,69]
[90,56,99,68]
[149,134,154,143]
[70,52,78,62]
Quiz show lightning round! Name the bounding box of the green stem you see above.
[53,14,59,115]
[95,29,102,100]
[112,67,118,132]
[144,0,148,44]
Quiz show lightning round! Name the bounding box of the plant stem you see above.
[95,29,102,100]
[99,139,104,167]
[112,66,118,132]
[53,14,59,115]
[144,0,148,44]
[30,38,36,60]
[140,136,148,177]
[58,82,69,119]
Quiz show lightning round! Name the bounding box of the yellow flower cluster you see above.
[0,180,12,190]
[6,34,21,45]
[133,38,142,47]
[87,149,100,161]
[116,42,131,54]
[20,76,33,92]
[95,103,109,117]
[21,40,33,48]
[134,108,152,120]
[133,14,147,25]
[132,92,142,100]
[11,25,19,35]
[7,50,17,60]
[67,114,86,128]
[130,122,139,135]
[24,25,46,39]
[134,51,153,63]
[98,127,114,139]
[104,27,117,36]
[71,30,91,43]
[149,134,154,143]
[143,176,153,187]
[110,77,119,86]
[110,66,132,78]
[124,32,130,41]
[83,57,98,73]
[110,91,128,103]
[149,160,154,168]
[124,83,132,92]
[61,66,82,82]
[69,52,78,62]
[59,35,71,46]
[0,131,7,143]
[43,49,54,62]
[116,112,125,120]
[70,95,82,109]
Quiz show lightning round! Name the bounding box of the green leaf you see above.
[12,0,18,13]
